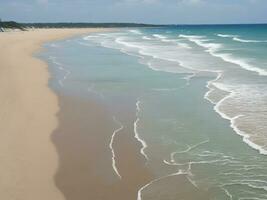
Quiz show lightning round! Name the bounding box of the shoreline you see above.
[45,33,211,200]
[35,29,154,200]
[0,28,104,200]
[2,26,266,200]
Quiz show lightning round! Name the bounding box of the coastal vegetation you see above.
[0,20,161,31]
[22,22,161,28]
[0,20,25,31]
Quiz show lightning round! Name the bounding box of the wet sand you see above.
[52,94,154,200]
[51,91,209,200]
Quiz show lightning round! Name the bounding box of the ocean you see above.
[41,25,267,200]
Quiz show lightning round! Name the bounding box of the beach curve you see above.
[0,28,104,200]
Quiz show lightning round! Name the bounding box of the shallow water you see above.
[42,25,267,200]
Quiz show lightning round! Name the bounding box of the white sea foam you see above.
[204,71,223,104]
[145,60,187,74]
[49,56,71,87]
[115,37,196,75]
[160,37,192,49]
[220,186,233,200]
[177,42,192,49]
[109,117,124,179]
[129,29,143,35]
[179,34,205,39]
[137,170,186,200]
[98,35,198,75]
[222,182,267,192]
[161,38,178,42]
[115,37,143,49]
[164,158,234,170]
[179,34,221,50]
[83,32,267,156]
[217,34,237,38]
[180,34,267,76]
[142,36,152,40]
[134,100,149,161]
[122,38,199,74]
[233,37,264,43]
[214,53,267,76]
[83,35,99,40]
[179,34,221,52]
[49,43,60,48]
[60,69,71,87]
[205,73,267,155]
[164,157,235,184]
[168,139,210,163]
[153,34,167,39]
[217,33,266,43]
[50,31,267,200]
[208,82,267,155]
[183,72,196,85]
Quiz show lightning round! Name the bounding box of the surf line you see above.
[205,74,267,155]
[110,116,124,179]
[137,170,188,200]
[168,139,210,163]
[204,71,223,104]
[49,56,71,87]
[134,100,149,162]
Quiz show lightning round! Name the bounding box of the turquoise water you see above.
[42,25,267,200]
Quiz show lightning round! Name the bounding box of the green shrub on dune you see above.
[0,20,25,31]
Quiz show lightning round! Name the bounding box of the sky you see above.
[0,0,267,24]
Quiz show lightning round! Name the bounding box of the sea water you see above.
[42,25,267,200]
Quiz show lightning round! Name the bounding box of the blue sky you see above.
[0,0,266,24]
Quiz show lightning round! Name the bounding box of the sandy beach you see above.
[0,27,212,200]
[0,28,103,200]
[2,25,262,200]
[1,0,266,198]
[0,28,156,200]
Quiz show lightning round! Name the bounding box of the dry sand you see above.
[0,28,103,200]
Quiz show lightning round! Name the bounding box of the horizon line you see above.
[20,22,267,25]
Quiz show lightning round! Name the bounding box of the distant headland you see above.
[0,20,162,31]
